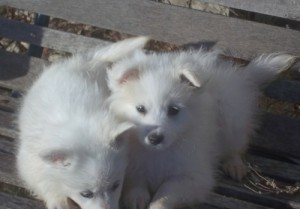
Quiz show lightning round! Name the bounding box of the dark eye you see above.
[110,181,120,192]
[136,105,147,115]
[80,190,94,198]
[167,106,180,116]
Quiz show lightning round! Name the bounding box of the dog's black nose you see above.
[148,133,164,145]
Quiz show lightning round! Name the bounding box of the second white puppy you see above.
[107,48,296,209]
[16,37,148,209]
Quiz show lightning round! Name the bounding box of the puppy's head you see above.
[107,52,209,150]
[40,115,135,209]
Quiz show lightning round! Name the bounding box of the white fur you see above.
[16,37,149,209]
[107,48,296,209]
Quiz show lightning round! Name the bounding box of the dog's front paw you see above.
[222,153,248,181]
[123,187,151,209]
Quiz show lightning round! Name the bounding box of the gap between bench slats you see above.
[196,0,300,21]
[0,18,110,54]
[1,50,300,104]
[4,0,300,59]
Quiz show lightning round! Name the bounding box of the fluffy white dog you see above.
[107,48,296,209]
[16,37,149,209]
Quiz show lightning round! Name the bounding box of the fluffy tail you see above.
[244,53,298,87]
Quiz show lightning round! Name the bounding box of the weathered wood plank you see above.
[0,135,15,155]
[0,152,21,187]
[0,192,44,209]
[0,50,44,90]
[4,0,300,59]
[0,18,110,54]
[196,0,300,21]
[246,154,300,182]
[264,80,300,104]
[217,178,300,209]
[207,193,272,209]
[0,110,16,130]
[252,113,300,159]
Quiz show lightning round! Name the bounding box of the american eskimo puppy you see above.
[16,37,149,209]
[107,48,296,209]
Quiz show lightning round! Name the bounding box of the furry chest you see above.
[129,146,185,185]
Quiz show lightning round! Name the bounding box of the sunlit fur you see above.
[107,48,296,209]
[16,37,149,209]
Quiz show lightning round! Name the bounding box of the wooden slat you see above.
[0,135,15,155]
[246,154,300,182]
[0,18,110,54]
[0,110,16,130]
[4,0,300,59]
[0,192,44,209]
[196,0,300,21]
[264,80,300,104]
[0,152,21,186]
[207,193,272,209]
[217,178,300,209]
[252,113,300,159]
[0,50,44,90]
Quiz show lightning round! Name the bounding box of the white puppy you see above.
[16,37,149,209]
[107,48,296,209]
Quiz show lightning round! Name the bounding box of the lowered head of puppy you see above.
[16,37,147,209]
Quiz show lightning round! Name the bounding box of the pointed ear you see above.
[40,149,73,168]
[179,69,202,88]
[92,36,150,63]
[118,68,140,85]
[110,122,136,150]
[107,67,140,92]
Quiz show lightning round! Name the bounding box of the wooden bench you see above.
[1,0,300,208]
